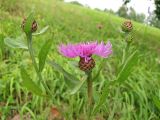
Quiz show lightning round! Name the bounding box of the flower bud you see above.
[126,34,133,43]
[21,18,38,33]
[79,57,95,72]
[121,20,133,33]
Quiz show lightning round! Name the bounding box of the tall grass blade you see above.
[153,96,160,110]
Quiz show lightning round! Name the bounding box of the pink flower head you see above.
[59,41,112,62]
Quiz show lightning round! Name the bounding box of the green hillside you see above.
[0,0,160,119]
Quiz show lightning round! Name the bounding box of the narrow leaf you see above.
[116,50,139,84]
[4,36,28,49]
[33,26,49,36]
[48,60,80,88]
[21,67,44,96]
[38,39,52,72]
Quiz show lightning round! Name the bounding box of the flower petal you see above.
[59,44,79,58]
[93,41,112,58]
[59,41,112,60]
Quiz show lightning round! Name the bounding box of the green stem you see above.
[86,71,93,120]
[27,34,52,97]
[122,36,130,64]
[87,72,93,106]
[27,35,41,81]
[125,42,130,58]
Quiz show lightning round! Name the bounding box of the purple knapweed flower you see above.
[59,41,112,72]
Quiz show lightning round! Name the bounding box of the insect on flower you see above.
[59,41,112,72]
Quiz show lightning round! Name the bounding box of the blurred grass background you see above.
[0,0,160,119]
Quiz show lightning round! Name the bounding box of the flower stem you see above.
[122,39,130,64]
[27,34,52,97]
[86,71,93,119]
[27,35,40,81]
[87,72,92,106]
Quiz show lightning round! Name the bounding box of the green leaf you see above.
[20,67,44,96]
[4,35,28,49]
[32,26,49,36]
[24,12,34,35]
[38,39,52,72]
[93,59,106,81]
[153,96,160,110]
[48,60,80,88]
[69,79,85,95]
[116,50,139,84]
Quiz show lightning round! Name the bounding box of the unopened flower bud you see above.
[79,57,95,72]
[21,18,38,32]
[121,20,133,33]
[126,34,134,44]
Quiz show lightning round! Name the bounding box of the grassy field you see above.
[0,0,160,119]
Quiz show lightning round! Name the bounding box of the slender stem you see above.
[27,35,41,82]
[27,34,52,97]
[87,72,93,106]
[122,36,130,64]
[125,42,130,58]
[86,71,93,120]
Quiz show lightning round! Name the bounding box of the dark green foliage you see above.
[104,9,115,14]
[122,0,160,20]
[117,5,128,18]
[155,0,160,19]
[123,0,131,5]
[69,1,83,6]
[128,7,145,23]
[117,6,146,23]
[148,12,160,28]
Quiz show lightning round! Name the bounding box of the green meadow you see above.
[0,0,160,119]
